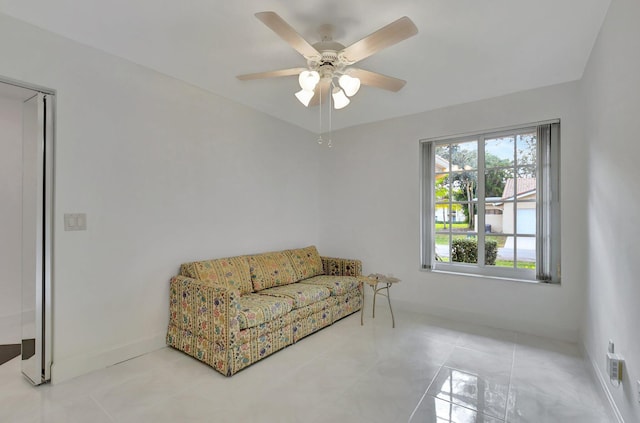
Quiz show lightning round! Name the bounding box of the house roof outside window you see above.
[502,178,536,200]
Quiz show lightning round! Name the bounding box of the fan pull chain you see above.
[317,86,323,145]
[328,89,332,148]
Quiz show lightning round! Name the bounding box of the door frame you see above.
[1,75,55,384]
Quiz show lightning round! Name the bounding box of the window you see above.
[420,122,560,282]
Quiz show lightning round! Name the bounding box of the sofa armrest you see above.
[320,256,362,277]
[168,275,241,347]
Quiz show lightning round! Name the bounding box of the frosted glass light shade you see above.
[332,87,350,109]
[298,71,320,91]
[295,89,315,107]
[339,74,361,97]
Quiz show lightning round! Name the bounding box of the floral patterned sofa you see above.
[166,246,365,376]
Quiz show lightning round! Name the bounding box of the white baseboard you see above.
[393,299,579,342]
[50,332,166,384]
[582,344,625,423]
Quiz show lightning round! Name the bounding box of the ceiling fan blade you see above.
[348,68,406,92]
[308,78,331,107]
[255,12,320,59]
[340,16,418,64]
[237,67,307,81]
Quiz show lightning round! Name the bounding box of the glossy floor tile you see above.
[0,307,614,422]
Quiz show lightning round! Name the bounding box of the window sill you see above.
[420,268,560,286]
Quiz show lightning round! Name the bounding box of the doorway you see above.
[0,79,54,385]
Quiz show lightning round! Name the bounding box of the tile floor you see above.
[0,308,615,423]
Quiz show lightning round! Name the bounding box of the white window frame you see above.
[420,121,561,283]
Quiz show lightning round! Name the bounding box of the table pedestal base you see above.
[360,281,395,328]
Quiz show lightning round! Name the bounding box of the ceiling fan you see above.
[237,12,418,109]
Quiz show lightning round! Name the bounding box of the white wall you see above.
[0,13,319,382]
[318,81,586,342]
[0,95,22,345]
[580,0,640,420]
[2,6,634,405]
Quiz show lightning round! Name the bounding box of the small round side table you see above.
[360,273,400,328]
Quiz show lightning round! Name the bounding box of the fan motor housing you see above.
[321,50,338,63]
[308,48,348,76]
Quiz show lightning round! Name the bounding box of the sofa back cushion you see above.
[247,251,298,291]
[180,256,253,295]
[284,246,324,281]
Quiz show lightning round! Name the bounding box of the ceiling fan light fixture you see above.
[295,88,315,107]
[338,74,361,97]
[298,70,320,91]
[332,87,350,109]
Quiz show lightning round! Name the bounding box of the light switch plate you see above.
[64,213,87,231]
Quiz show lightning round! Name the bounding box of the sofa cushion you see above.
[284,246,324,281]
[300,275,363,296]
[247,251,298,291]
[321,257,362,277]
[236,293,293,330]
[259,283,331,309]
[180,256,253,295]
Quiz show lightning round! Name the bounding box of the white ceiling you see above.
[0,0,611,132]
